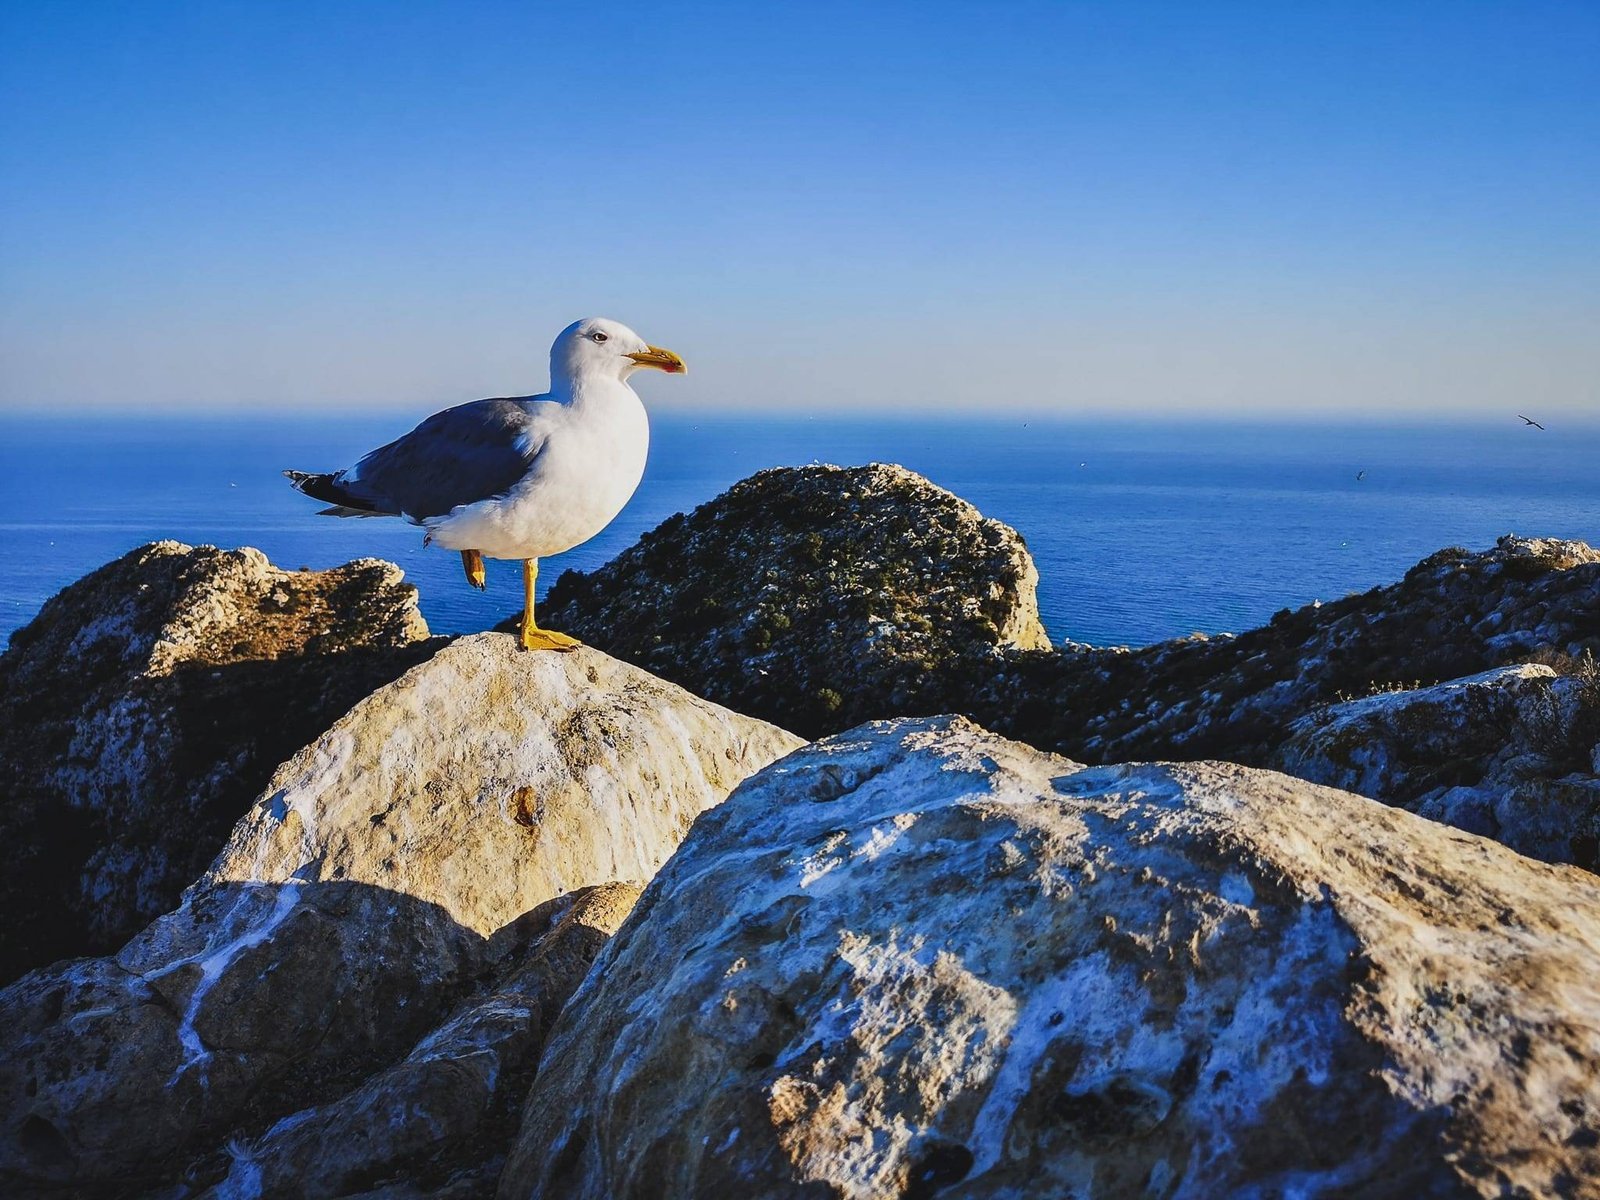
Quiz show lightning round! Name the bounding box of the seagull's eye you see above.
[590,332,608,343]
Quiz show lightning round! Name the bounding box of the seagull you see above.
[1518,414,1545,430]
[286,317,685,651]
[1356,470,1366,481]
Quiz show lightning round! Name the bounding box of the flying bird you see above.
[286,317,685,651]
[1519,415,1545,430]
[1356,470,1366,482]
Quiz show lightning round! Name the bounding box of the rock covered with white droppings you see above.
[0,636,799,1196]
[502,716,1600,1200]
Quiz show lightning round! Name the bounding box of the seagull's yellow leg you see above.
[519,558,579,652]
[460,549,486,590]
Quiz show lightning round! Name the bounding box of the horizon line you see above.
[1,404,1595,430]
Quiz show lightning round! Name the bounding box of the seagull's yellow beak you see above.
[625,345,687,374]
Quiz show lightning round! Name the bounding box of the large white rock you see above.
[0,636,801,1195]
[204,634,803,937]
[504,716,1600,1200]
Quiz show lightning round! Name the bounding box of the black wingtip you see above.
[284,468,383,512]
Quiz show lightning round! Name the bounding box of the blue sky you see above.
[1,1,1596,415]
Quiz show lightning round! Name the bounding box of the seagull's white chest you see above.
[424,383,649,561]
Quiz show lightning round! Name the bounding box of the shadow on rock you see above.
[205,882,640,1200]
[1,878,640,1199]
[0,542,441,983]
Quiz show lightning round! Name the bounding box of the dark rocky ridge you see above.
[0,541,439,983]
[539,463,1050,736]
[966,535,1600,768]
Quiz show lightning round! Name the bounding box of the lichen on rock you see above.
[538,463,1050,737]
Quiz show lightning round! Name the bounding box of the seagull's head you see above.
[551,317,686,387]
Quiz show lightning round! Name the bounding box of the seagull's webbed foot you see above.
[516,558,579,652]
[519,624,580,653]
[461,549,487,590]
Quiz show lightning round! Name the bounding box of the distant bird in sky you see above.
[1519,414,1546,430]
[1356,470,1366,482]
[287,317,686,651]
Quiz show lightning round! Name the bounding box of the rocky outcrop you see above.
[0,542,437,982]
[212,882,642,1200]
[0,636,800,1197]
[542,479,1600,866]
[504,716,1600,1200]
[1277,661,1600,868]
[968,536,1600,771]
[198,636,799,941]
[6,491,1600,1197]
[540,463,1051,736]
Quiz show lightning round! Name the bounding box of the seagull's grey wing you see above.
[336,398,546,519]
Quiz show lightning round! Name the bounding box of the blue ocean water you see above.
[2,413,1596,651]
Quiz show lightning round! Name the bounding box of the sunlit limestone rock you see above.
[0,541,436,982]
[503,716,1600,1199]
[0,636,800,1197]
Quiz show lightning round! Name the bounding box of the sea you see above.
[2,413,1596,651]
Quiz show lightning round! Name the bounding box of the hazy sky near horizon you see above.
[2,1,1597,417]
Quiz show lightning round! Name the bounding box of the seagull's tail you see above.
[283,469,386,518]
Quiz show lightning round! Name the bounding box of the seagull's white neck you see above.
[549,369,642,409]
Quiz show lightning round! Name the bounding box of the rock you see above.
[539,463,1050,736]
[1277,662,1600,868]
[6,881,480,1196]
[1419,775,1600,873]
[503,716,1600,1200]
[201,636,799,941]
[1273,664,1561,800]
[543,469,1600,870]
[0,636,800,1197]
[211,882,642,1200]
[0,542,437,982]
[963,535,1600,771]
